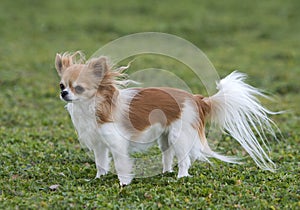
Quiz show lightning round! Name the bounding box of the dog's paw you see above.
[118,175,133,186]
[163,169,174,173]
[95,169,108,179]
[120,183,128,188]
[177,173,191,179]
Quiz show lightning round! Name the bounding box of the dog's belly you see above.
[128,123,167,153]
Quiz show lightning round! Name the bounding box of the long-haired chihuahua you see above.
[55,52,279,186]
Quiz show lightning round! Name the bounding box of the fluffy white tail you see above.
[206,71,279,171]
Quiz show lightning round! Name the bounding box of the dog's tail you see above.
[204,71,280,171]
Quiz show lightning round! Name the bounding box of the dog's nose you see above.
[61,90,68,98]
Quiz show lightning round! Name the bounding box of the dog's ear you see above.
[55,53,75,77]
[55,53,64,77]
[87,57,109,78]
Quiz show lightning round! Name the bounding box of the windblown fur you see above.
[204,71,279,171]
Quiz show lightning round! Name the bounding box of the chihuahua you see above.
[55,52,279,185]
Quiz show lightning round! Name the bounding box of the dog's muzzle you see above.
[61,90,72,102]
[61,90,68,98]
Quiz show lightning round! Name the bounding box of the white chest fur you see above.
[65,100,100,151]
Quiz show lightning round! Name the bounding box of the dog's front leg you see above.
[98,123,134,186]
[93,142,110,179]
[111,149,133,186]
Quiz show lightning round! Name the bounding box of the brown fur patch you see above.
[127,88,211,135]
[95,85,118,124]
[192,94,211,146]
[193,94,211,125]
[128,88,189,131]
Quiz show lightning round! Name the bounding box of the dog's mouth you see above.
[60,94,74,102]
[63,98,73,102]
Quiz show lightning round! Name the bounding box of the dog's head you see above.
[55,52,109,102]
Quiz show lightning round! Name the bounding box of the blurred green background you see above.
[0,0,299,209]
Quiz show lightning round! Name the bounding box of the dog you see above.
[55,51,279,186]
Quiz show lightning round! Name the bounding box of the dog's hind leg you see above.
[168,127,193,178]
[158,132,174,173]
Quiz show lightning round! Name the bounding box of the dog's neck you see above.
[65,98,97,126]
[65,97,100,151]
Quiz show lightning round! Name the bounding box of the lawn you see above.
[0,0,299,209]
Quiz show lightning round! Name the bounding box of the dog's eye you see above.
[74,85,85,94]
[59,83,65,90]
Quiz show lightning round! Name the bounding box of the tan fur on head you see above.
[55,51,129,87]
[55,52,132,122]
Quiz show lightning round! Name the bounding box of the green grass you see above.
[0,0,299,209]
